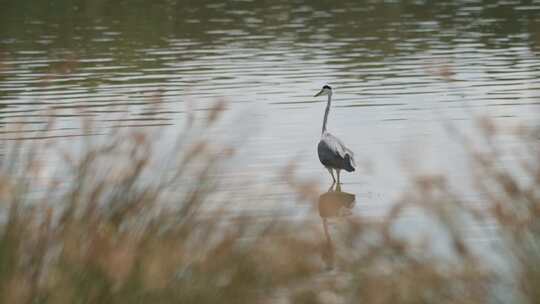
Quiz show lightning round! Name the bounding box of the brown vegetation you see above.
[0,106,538,303]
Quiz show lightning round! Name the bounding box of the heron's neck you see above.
[322,94,332,134]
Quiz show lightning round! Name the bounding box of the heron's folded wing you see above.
[322,133,356,167]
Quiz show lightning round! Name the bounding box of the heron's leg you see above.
[336,169,341,185]
[327,183,335,192]
[326,168,336,184]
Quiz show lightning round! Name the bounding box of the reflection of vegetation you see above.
[2,0,539,45]
[1,0,538,104]
[0,103,538,303]
[1,0,538,67]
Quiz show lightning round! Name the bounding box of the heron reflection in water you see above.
[318,183,356,270]
[314,85,356,185]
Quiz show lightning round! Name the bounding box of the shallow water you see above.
[1,0,539,216]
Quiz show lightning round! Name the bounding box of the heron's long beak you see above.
[314,89,324,97]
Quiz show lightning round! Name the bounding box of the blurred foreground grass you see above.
[0,105,538,304]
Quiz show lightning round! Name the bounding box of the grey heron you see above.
[314,85,356,185]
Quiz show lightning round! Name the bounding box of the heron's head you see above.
[314,85,333,97]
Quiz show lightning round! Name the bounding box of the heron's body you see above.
[318,132,355,172]
[314,85,356,184]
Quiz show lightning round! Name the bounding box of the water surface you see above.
[1,0,539,217]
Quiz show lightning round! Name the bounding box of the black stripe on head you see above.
[323,85,332,90]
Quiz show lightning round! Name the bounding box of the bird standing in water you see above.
[314,85,356,185]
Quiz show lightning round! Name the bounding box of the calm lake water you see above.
[1,0,540,219]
